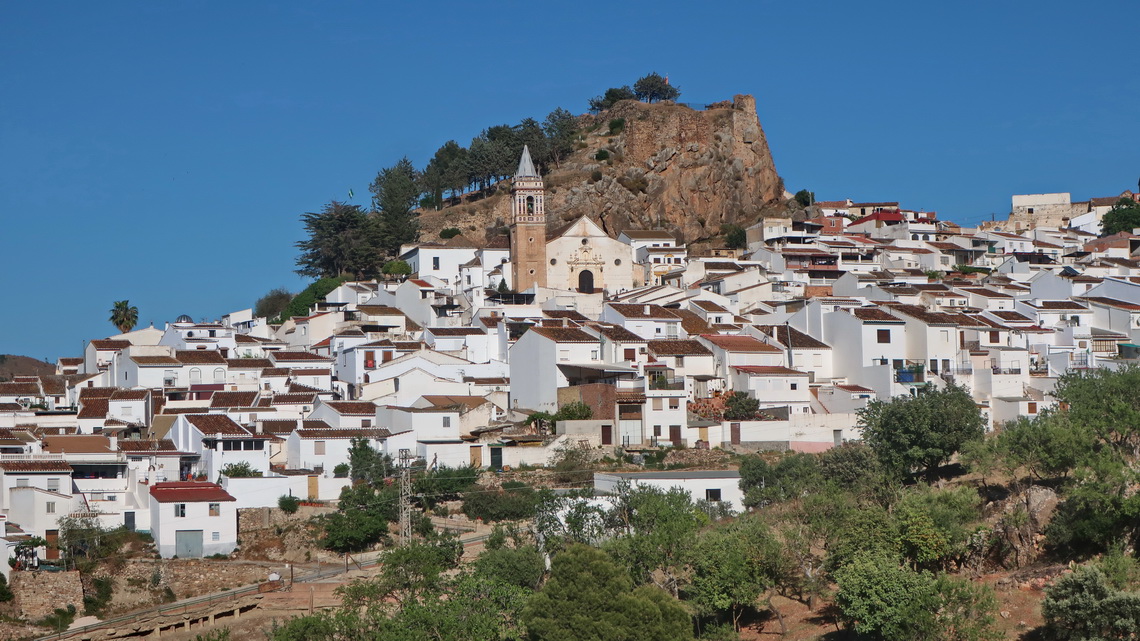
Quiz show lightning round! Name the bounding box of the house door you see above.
[601,424,613,445]
[730,422,741,445]
[490,447,503,470]
[699,427,709,444]
[469,446,482,468]
[669,425,682,447]
[45,530,59,560]
[578,270,595,294]
[175,530,204,558]
[124,512,136,532]
[308,475,320,500]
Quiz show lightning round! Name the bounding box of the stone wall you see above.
[11,569,84,619]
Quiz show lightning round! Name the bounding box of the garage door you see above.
[175,530,203,558]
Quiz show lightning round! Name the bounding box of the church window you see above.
[614,259,622,266]
[526,196,535,214]
[550,259,557,265]
[529,269,535,275]
[529,237,534,243]
[581,238,588,245]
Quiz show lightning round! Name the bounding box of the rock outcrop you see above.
[556,94,784,243]
[419,95,785,245]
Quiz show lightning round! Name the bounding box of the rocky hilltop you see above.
[418,94,786,245]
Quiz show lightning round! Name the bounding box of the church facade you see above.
[508,147,639,296]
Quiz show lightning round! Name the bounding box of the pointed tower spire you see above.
[516,145,539,178]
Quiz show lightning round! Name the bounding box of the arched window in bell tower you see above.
[526,196,535,214]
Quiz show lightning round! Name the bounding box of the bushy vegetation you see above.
[278,494,300,514]
[439,227,462,239]
[462,481,539,522]
[274,276,347,323]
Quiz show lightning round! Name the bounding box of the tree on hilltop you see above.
[109,300,139,333]
[1101,197,1140,236]
[370,157,421,256]
[633,72,680,103]
[588,86,637,113]
[294,201,383,279]
[544,107,578,169]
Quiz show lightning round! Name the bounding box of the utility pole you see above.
[398,449,414,545]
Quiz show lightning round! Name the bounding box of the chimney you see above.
[643,304,650,316]
[109,435,118,451]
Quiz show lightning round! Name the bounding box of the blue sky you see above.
[1,1,1137,361]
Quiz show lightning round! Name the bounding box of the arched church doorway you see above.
[578,270,595,294]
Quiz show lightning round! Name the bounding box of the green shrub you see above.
[594,149,610,161]
[462,482,539,522]
[589,170,603,183]
[439,227,462,239]
[0,573,12,603]
[36,604,77,630]
[333,463,350,478]
[608,118,626,134]
[82,575,114,616]
[383,259,412,276]
[278,494,301,514]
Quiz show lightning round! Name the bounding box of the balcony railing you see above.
[991,367,1022,375]
[894,369,925,384]
[649,377,685,390]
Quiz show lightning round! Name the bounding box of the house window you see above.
[705,488,722,502]
[877,329,891,343]
[624,348,636,361]
[15,479,28,487]
[175,504,186,518]
[591,350,599,360]
[653,398,663,411]
[989,331,999,343]
[214,368,225,382]
[189,368,202,384]
[669,398,679,410]
[432,257,440,271]
[314,441,326,455]
[46,502,56,514]
[212,532,221,542]
[47,478,59,492]
[559,349,570,361]
[443,416,451,428]
[362,419,371,428]
[1027,402,1037,414]
[790,383,798,391]
[209,503,221,517]
[653,425,662,437]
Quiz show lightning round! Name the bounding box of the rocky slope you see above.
[418,94,786,245]
[0,354,54,381]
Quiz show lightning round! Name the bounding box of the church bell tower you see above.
[509,145,548,292]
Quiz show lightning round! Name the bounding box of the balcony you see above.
[894,368,925,384]
[991,367,1022,375]
[648,376,685,391]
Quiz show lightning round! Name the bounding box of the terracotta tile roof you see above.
[58,358,83,366]
[111,389,149,401]
[209,391,259,408]
[0,403,25,411]
[131,355,182,366]
[272,351,333,363]
[235,334,271,344]
[78,387,118,399]
[1083,296,1140,311]
[733,365,809,376]
[357,304,406,316]
[324,401,378,416]
[992,311,1032,322]
[884,304,962,326]
[529,327,598,343]
[288,382,325,394]
[226,358,274,369]
[692,300,729,313]
[420,395,488,410]
[647,339,712,356]
[543,310,590,321]
[291,369,331,377]
[701,334,781,353]
[479,317,502,328]
[271,393,317,405]
[703,262,743,272]
[185,414,251,436]
[0,460,73,473]
[851,308,904,322]
[149,481,236,503]
[117,439,180,453]
[672,309,713,334]
[427,327,485,336]
[835,384,874,393]
[0,382,40,396]
[90,339,131,350]
[262,368,291,377]
[77,398,109,419]
[755,325,831,349]
[592,325,647,343]
[1036,300,1088,310]
[960,288,1013,299]
[175,350,227,365]
[607,303,680,319]
[295,428,391,439]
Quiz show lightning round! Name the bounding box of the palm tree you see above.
[109,300,139,333]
